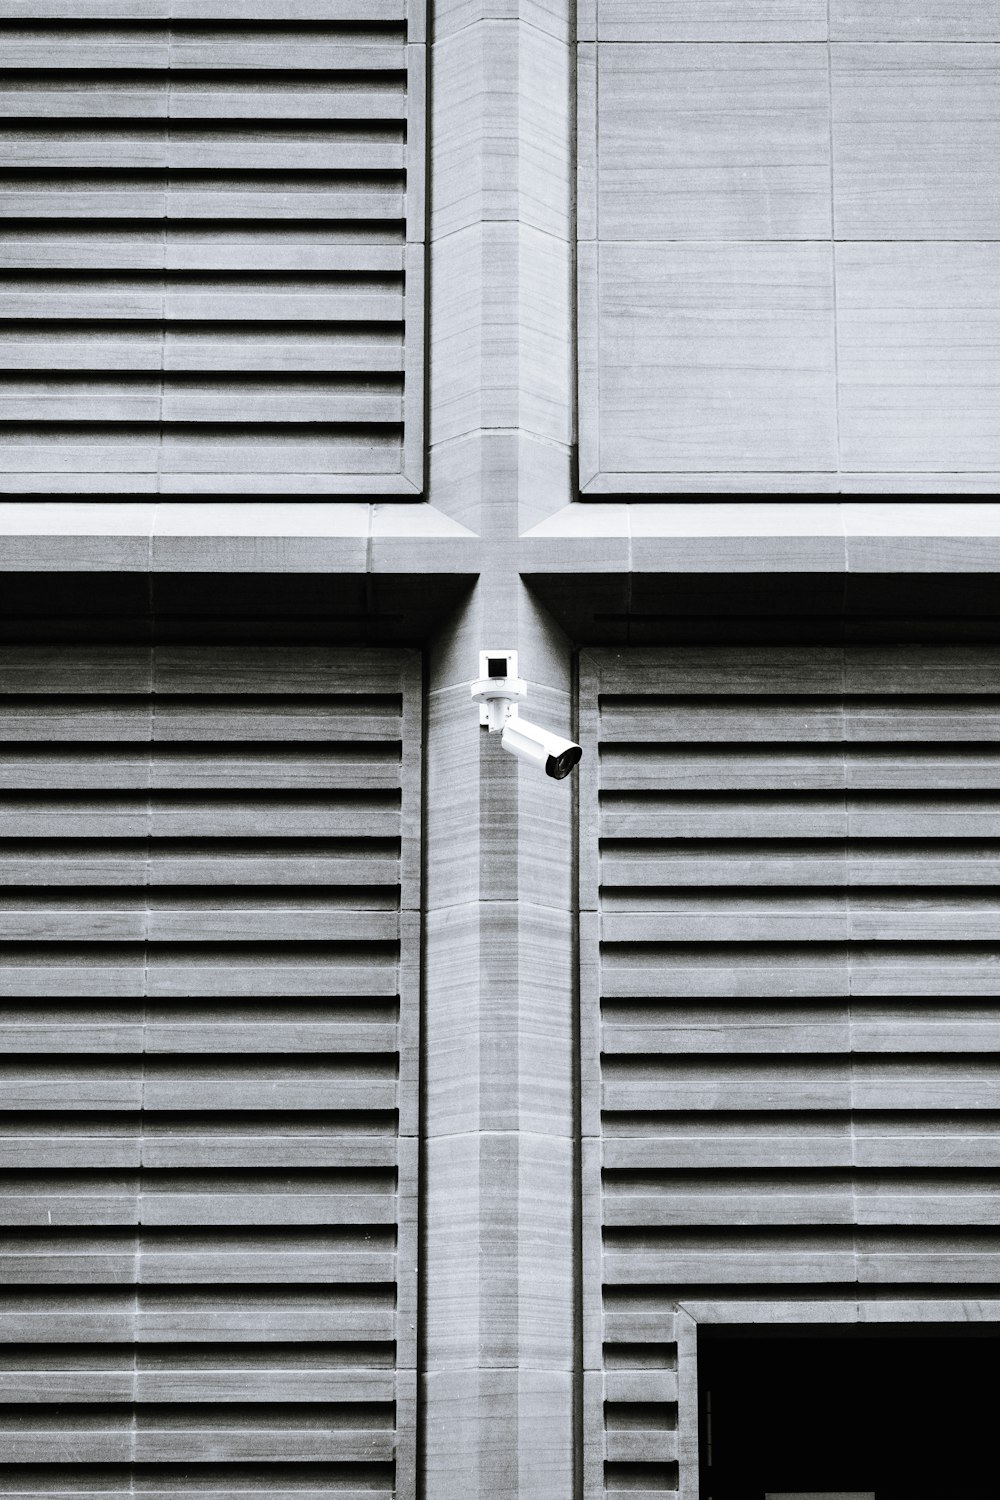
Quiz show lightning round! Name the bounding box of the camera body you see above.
[500,715,583,781]
[470,650,583,780]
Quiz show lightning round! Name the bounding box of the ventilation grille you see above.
[0,2,426,495]
[0,645,421,1500]
[580,646,1000,1500]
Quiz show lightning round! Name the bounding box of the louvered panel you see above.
[0,646,420,1500]
[0,2,425,495]
[580,646,1000,1500]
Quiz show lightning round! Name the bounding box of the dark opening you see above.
[487,656,509,677]
[699,1327,999,1500]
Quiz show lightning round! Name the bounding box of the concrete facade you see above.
[2,2,1000,1498]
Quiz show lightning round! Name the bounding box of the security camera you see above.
[470,648,582,779]
[501,715,582,780]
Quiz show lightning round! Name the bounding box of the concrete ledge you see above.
[0,502,478,573]
[6,499,1000,579]
[520,502,1000,572]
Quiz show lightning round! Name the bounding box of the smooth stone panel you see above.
[832,1,1000,40]
[422,1369,574,1500]
[833,44,1000,239]
[431,20,571,240]
[596,242,837,473]
[430,222,572,447]
[597,0,829,42]
[837,243,1000,473]
[598,43,832,239]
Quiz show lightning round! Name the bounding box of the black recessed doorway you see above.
[699,1327,999,1500]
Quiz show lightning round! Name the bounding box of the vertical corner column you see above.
[422,586,578,1500]
[422,0,578,1482]
[427,0,575,540]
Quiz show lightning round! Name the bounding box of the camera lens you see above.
[546,745,582,780]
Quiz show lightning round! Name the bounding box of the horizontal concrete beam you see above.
[519,502,1000,572]
[0,502,478,574]
[6,500,1000,577]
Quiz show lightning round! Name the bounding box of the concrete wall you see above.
[578,1,1000,494]
[1,3,1000,1499]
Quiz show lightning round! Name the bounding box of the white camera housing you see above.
[470,649,583,779]
[501,715,583,781]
